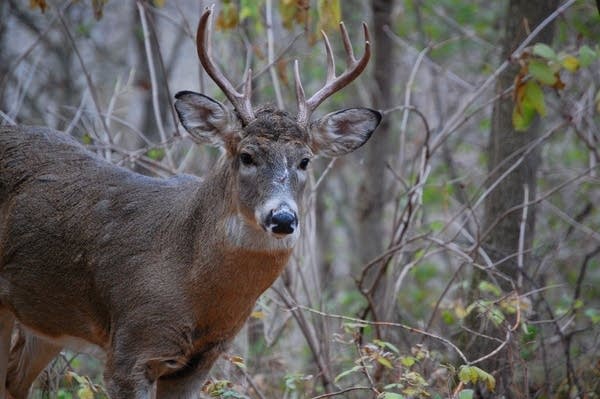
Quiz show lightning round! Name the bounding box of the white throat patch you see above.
[223,215,299,251]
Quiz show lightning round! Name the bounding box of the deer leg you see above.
[104,351,156,399]
[0,307,15,399]
[5,325,61,399]
[155,344,223,399]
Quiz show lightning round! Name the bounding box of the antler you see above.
[295,22,371,126]
[197,6,255,124]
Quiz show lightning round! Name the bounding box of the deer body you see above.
[0,123,294,396]
[0,7,381,399]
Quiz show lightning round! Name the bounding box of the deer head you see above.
[174,6,381,241]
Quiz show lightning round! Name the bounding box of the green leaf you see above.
[478,281,502,297]
[524,80,546,116]
[488,306,505,326]
[334,365,362,383]
[584,308,600,324]
[147,148,165,161]
[400,356,416,367]
[459,365,496,391]
[374,339,400,354]
[512,102,536,131]
[377,356,394,369]
[458,389,474,399]
[379,393,405,399]
[579,45,597,67]
[528,60,557,85]
[532,43,557,60]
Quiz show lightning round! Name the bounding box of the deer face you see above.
[174,92,381,239]
[174,6,381,241]
[234,110,311,237]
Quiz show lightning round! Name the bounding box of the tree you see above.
[470,0,559,397]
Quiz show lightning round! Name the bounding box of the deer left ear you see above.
[309,108,382,157]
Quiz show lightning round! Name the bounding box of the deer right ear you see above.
[174,91,241,148]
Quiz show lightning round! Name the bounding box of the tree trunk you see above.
[471,1,558,397]
[357,0,395,266]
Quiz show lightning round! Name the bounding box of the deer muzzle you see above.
[260,201,298,237]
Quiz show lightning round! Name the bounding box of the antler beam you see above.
[197,6,255,124]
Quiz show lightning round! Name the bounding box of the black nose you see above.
[268,210,297,235]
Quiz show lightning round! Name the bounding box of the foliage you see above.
[512,42,599,131]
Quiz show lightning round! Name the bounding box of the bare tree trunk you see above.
[470,1,558,397]
[355,2,396,326]
[357,0,395,266]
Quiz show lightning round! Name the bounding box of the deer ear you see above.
[309,108,382,157]
[174,91,241,148]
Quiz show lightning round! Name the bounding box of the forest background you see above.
[0,0,599,398]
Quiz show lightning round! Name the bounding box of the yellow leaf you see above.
[317,0,341,33]
[228,355,246,369]
[455,304,467,319]
[29,0,47,12]
[561,55,579,72]
[250,310,265,319]
[77,386,94,399]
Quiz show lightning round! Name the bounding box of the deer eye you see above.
[240,152,254,166]
[298,158,310,170]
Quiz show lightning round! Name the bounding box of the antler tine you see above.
[294,60,308,124]
[339,22,355,66]
[321,30,336,83]
[296,22,372,126]
[197,6,255,124]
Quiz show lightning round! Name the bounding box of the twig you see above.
[144,6,181,138]
[238,366,267,399]
[0,110,16,125]
[310,159,336,195]
[64,90,88,136]
[265,0,284,109]
[398,43,431,168]
[55,5,113,161]
[137,1,174,169]
[271,286,334,393]
[293,303,469,364]
[517,184,530,289]
[354,340,379,395]
[310,386,373,399]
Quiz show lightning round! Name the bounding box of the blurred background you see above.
[1,0,599,398]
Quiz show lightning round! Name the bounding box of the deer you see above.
[0,6,381,399]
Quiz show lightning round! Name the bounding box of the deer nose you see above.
[267,208,297,235]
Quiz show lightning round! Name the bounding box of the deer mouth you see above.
[257,201,299,238]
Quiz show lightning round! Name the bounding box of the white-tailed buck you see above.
[0,7,380,399]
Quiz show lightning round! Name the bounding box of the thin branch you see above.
[265,0,284,109]
[293,303,469,364]
[137,0,174,168]
[517,184,530,289]
[56,5,113,160]
[310,386,373,399]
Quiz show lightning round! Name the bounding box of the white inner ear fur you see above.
[310,108,381,157]
[174,92,241,147]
